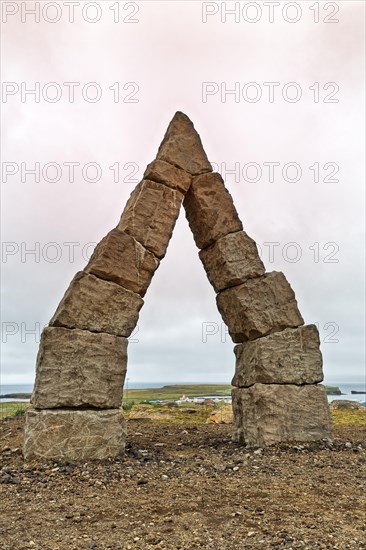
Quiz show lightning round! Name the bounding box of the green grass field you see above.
[124,384,233,401]
[0,402,30,418]
[1,384,343,402]
[1,394,365,427]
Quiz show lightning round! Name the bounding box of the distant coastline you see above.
[0,393,32,399]
[325,386,342,396]
[0,385,350,400]
[1,382,365,403]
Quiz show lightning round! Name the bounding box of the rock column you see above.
[184,172,332,447]
[24,111,332,459]
[24,112,212,461]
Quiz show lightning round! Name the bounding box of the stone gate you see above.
[23,112,332,461]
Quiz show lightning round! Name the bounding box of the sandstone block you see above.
[24,408,127,461]
[184,172,243,249]
[144,159,192,193]
[199,231,265,292]
[85,228,159,296]
[31,327,127,409]
[50,271,143,337]
[217,271,304,343]
[156,111,212,175]
[232,384,332,447]
[117,179,183,259]
[232,325,323,387]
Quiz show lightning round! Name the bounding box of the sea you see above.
[0,381,365,404]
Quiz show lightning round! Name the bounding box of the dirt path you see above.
[1,417,366,549]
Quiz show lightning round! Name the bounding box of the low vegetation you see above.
[126,402,217,424]
[0,402,31,419]
[331,408,366,426]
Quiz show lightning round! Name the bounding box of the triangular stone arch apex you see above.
[24,112,332,462]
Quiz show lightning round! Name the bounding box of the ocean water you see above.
[0,384,34,402]
[325,382,366,404]
[1,381,365,404]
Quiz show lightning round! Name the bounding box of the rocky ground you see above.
[1,414,366,550]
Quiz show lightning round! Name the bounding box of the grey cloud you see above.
[1,1,364,386]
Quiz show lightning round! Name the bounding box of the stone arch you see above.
[24,112,332,461]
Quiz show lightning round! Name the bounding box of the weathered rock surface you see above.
[118,179,183,259]
[232,325,323,387]
[25,111,329,460]
[31,327,127,409]
[85,228,159,296]
[206,404,233,424]
[184,172,243,249]
[199,231,265,292]
[49,271,143,337]
[156,111,212,176]
[217,271,304,343]
[232,384,332,447]
[23,408,127,461]
[144,159,192,193]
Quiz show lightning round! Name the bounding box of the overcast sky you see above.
[1,1,365,387]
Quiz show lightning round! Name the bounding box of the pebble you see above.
[2,413,365,549]
[214,464,226,472]
[137,479,148,485]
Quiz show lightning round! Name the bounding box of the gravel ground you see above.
[1,416,366,550]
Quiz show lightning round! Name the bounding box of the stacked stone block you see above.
[24,112,212,461]
[24,111,332,460]
[184,172,332,447]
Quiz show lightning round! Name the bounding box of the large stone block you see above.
[117,179,183,259]
[144,159,192,193]
[199,231,265,292]
[24,408,127,461]
[156,111,212,175]
[31,327,127,409]
[232,325,323,387]
[217,271,304,343]
[232,384,332,447]
[184,172,243,249]
[50,271,143,337]
[85,228,159,296]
